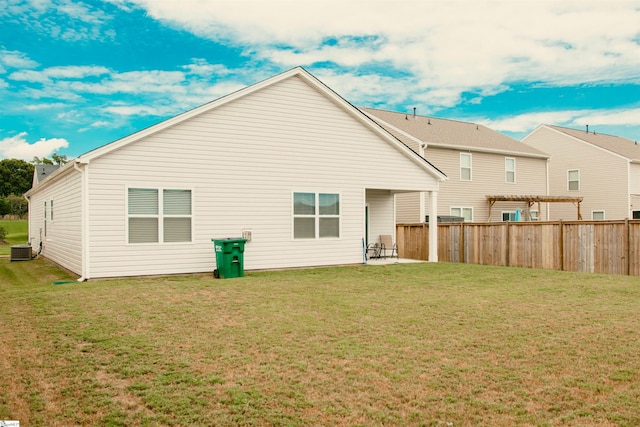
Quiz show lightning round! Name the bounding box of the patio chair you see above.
[379,234,398,259]
[366,242,382,259]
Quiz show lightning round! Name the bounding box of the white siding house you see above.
[25,67,446,279]
[361,108,550,222]
[522,125,640,220]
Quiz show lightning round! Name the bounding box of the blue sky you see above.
[1,0,640,160]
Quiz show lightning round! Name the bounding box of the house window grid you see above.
[450,206,473,222]
[568,169,580,191]
[293,192,341,239]
[505,157,516,183]
[127,187,193,244]
[460,153,472,181]
[592,210,605,220]
[502,211,517,222]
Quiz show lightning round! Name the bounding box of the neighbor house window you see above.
[568,169,580,191]
[128,188,192,244]
[451,207,473,222]
[460,153,472,181]
[293,192,340,239]
[530,210,539,221]
[633,211,640,219]
[505,157,516,183]
[50,199,54,221]
[592,211,605,220]
[502,211,516,221]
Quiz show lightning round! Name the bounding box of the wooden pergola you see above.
[486,195,584,221]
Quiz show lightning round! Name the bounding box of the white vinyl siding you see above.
[523,126,630,220]
[460,153,472,181]
[417,147,547,222]
[80,75,439,278]
[127,188,192,244]
[27,166,83,275]
[568,169,580,191]
[505,157,516,183]
[451,207,473,221]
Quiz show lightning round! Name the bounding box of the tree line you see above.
[0,155,68,217]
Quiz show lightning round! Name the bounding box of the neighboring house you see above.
[32,163,60,187]
[361,108,550,222]
[25,67,446,279]
[522,124,640,220]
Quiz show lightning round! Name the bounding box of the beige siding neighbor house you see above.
[361,108,550,222]
[25,67,446,279]
[522,125,640,220]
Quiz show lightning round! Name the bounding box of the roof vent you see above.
[586,124,589,133]
[413,107,416,118]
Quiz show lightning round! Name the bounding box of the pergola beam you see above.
[485,195,584,221]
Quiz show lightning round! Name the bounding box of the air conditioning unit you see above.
[10,245,32,262]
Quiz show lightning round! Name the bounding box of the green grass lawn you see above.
[0,220,28,256]
[1,259,639,426]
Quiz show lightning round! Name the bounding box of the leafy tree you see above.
[0,197,8,216]
[51,153,68,165]
[5,194,28,216]
[0,226,6,242]
[0,159,34,197]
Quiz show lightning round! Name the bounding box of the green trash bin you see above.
[212,238,248,279]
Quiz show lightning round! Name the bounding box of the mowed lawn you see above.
[0,220,28,256]
[1,259,639,426]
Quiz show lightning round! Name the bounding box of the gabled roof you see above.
[32,163,60,186]
[75,67,446,181]
[361,107,549,159]
[544,125,640,162]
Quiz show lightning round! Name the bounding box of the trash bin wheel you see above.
[213,269,220,279]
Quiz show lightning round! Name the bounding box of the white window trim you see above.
[460,153,472,182]
[292,191,341,240]
[530,210,539,221]
[505,157,516,184]
[126,186,194,245]
[568,169,580,191]
[502,211,516,222]
[450,206,473,222]
[592,210,605,220]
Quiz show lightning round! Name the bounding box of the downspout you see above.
[74,161,90,281]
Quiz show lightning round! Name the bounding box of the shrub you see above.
[0,226,7,242]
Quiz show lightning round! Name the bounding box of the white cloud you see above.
[478,108,640,135]
[125,0,640,108]
[0,50,39,69]
[0,132,69,161]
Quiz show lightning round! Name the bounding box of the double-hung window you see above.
[568,169,580,191]
[460,153,472,181]
[451,207,473,222]
[128,188,192,244]
[293,192,340,239]
[505,157,516,183]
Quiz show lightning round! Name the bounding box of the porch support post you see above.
[428,190,438,262]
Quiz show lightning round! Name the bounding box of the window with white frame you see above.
[460,153,472,181]
[530,210,539,221]
[505,157,516,183]
[128,188,192,244]
[293,192,340,239]
[451,207,473,222]
[50,199,54,221]
[592,211,605,220]
[502,211,516,221]
[568,169,580,191]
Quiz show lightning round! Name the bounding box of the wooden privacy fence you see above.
[397,220,640,276]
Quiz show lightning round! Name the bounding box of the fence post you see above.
[506,222,510,267]
[626,218,630,276]
[559,220,564,271]
[460,223,465,264]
